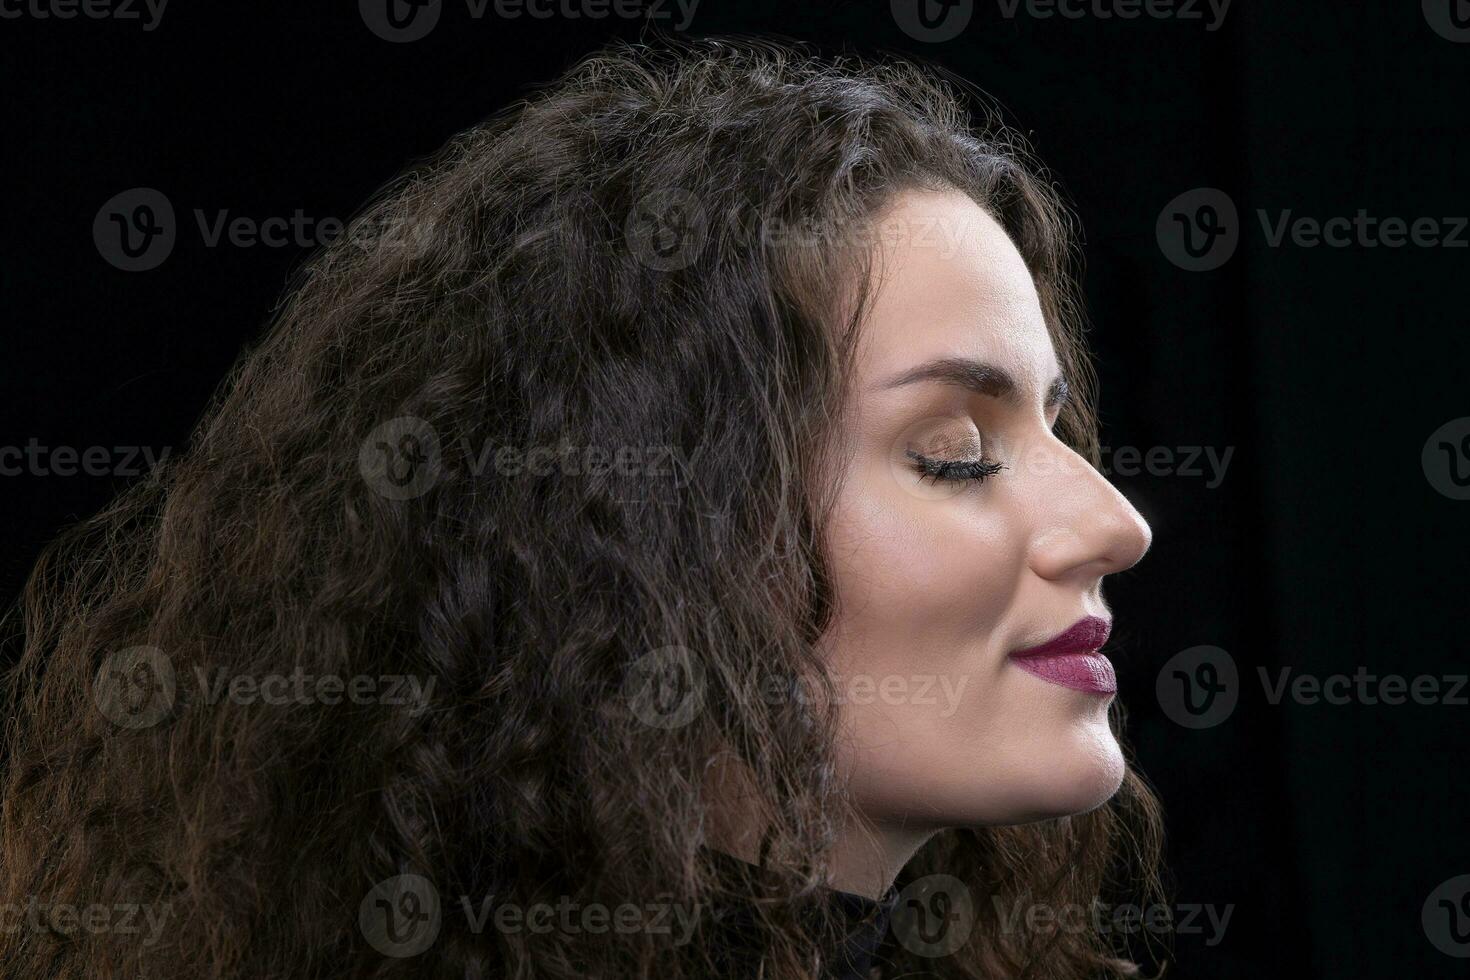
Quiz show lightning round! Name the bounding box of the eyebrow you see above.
[879,356,1069,410]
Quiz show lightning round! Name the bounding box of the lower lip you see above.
[1010,652,1117,695]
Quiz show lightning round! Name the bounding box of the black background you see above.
[4,2,1469,977]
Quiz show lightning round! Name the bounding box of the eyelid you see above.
[905,448,1005,484]
[917,432,983,458]
[907,415,984,454]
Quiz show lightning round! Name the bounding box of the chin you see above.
[845,704,1130,828]
[955,718,1127,826]
[1012,719,1127,821]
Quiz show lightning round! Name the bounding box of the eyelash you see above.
[905,449,1006,485]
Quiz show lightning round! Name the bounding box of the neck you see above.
[705,754,936,900]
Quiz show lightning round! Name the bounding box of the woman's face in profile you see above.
[823,188,1153,841]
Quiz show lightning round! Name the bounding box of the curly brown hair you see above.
[1,36,1165,979]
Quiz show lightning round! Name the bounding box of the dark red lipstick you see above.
[1008,616,1116,695]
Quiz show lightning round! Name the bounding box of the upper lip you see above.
[1010,616,1112,658]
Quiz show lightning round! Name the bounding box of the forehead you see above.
[856,188,1059,390]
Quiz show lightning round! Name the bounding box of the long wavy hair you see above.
[1,37,1164,979]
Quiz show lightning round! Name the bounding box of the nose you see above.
[1026,444,1153,584]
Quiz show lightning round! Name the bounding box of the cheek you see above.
[819,452,1125,826]
[823,456,1023,673]
[819,459,1024,774]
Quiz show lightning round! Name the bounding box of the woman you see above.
[1,37,1164,979]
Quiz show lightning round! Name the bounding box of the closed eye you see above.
[906,449,1005,484]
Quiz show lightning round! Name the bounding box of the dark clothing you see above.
[704,847,898,979]
[825,884,898,980]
